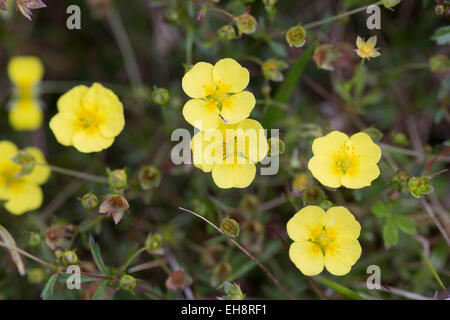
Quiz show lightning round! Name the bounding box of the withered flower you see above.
[99,194,130,225]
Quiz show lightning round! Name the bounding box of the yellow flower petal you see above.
[287,205,326,242]
[100,111,125,138]
[24,147,51,185]
[49,113,77,146]
[220,91,255,124]
[356,36,364,49]
[235,119,268,163]
[57,85,89,113]
[341,163,380,189]
[212,160,256,189]
[182,62,215,98]
[72,131,114,153]
[212,58,249,93]
[308,156,342,188]
[289,241,325,276]
[9,99,43,131]
[312,131,348,158]
[324,239,361,276]
[182,99,220,131]
[190,130,223,172]
[349,132,381,164]
[0,141,19,162]
[325,206,361,241]
[4,182,43,215]
[7,56,44,87]
[367,36,377,47]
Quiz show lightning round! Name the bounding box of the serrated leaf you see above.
[89,236,109,275]
[392,215,417,235]
[40,274,58,300]
[371,201,388,218]
[92,281,109,300]
[0,224,25,276]
[383,220,399,248]
[431,26,450,45]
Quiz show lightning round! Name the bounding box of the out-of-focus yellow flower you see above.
[308,131,381,189]
[49,83,125,153]
[287,205,361,276]
[0,141,51,215]
[9,99,43,131]
[191,119,268,189]
[355,36,380,60]
[7,56,44,131]
[182,58,255,131]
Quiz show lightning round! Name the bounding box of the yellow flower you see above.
[0,141,51,215]
[9,99,43,131]
[287,205,362,276]
[308,131,381,189]
[49,83,125,153]
[191,119,268,189]
[355,36,380,60]
[182,58,256,131]
[7,56,44,131]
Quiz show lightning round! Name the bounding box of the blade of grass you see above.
[316,276,366,300]
[419,249,447,294]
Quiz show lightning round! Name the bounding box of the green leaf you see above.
[383,220,399,248]
[92,281,109,300]
[419,249,446,291]
[392,215,417,235]
[89,236,109,275]
[431,26,450,45]
[315,276,365,300]
[0,224,25,276]
[370,201,388,218]
[40,274,58,300]
[263,43,316,128]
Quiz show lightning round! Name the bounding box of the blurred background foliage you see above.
[0,0,449,300]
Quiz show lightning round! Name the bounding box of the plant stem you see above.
[303,1,383,29]
[120,247,147,274]
[0,241,55,269]
[179,207,295,300]
[209,6,235,19]
[421,198,450,246]
[38,163,109,184]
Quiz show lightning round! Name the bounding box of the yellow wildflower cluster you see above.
[7,56,44,131]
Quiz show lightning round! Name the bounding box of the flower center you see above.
[74,106,105,133]
[204,84,231,111]
[333,144,360,175]
[361,44,372,55]
[309,225,338,255]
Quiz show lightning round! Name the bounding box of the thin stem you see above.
[128,258,168,273]
[421,199,450,246]
[303,1,383,29]
[120,247,147,274]
[107,10,143,86]
[179,207,295,300]
[209,7,235,19]
[380,144,450,163]
[38,163,109,184]
[0,241,55,269]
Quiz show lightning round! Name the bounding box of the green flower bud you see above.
[408,176,433,198]
[107,168,128,192]
[163,7,180,23]
[313,44,341,71]
[319,199,334,211]
[362,127,384,142]
[220,218,240,238]
[235,11,257,36]
[10,150,36,178]
[267,136,285,156]
[27,268,46,284]
[119,274,137,292]
[391,132,410,147]
[145,233,164,255]
[25,231,41,247]
[303,186,327,205]
[382,0,401,9]
[262,58,289,82]
[390,170,410,192]
[429,54,449,74]
[218,282,245,300]
[62,250,79,267]
[152,88,170,106]
[138,166,161,190]
[217,24,237,41]
[286,25,307,48]
[80,192,98,210]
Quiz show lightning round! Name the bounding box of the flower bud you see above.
[239,194,259,213]
[303,186,327,205]
[152,88,170,106]
[235,8,257,36]
[408,176,433,199]
[313,44,341,71]
[25,231,41,247]
[99,194,130,225]
[145,233,164,255]
[165,269,193,291]
[262,58,289,82]
[27,268,46,284]
[80,192,99,210]
[286,25,307,48]
[119,274,137,292]
[319,199,334,210]
[435,4,445,15]
[390,170,409,192]
[217,24,237,41]
[267,136,285,156]
[163,7,180,23]
[292,173,309,193]
[62,250,79,267]
[107,168,128,192]
[211,262,232,287]
[45,225,68,250]
[218,282,245,300]
[220,218,240,238]
[138,166,162,190]
[391,132,410,147]
[362,127,384,142]
[196,5,208,21]
[10,150,35,178]
[382,0,401,9]
[429,54,449,74]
